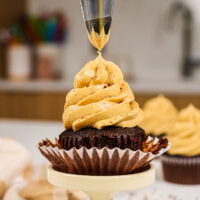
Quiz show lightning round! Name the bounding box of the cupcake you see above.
[141,95,178,137]
[161,104,200,184]
[3,163,87,200]
[0,138,32,198]
[39,55,169,175]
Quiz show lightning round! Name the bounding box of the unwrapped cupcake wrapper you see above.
[161,155,200,184]
[39,136,170,175]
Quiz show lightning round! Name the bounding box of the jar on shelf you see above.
[7,45,32,82]
[35,44,62,80]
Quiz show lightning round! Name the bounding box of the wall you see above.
[27,0,200,83]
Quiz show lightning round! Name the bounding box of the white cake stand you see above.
[48,164,155,200]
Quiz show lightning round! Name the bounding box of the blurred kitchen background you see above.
[0,0,200,121]
[0,1,200,199]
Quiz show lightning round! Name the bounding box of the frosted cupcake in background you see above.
[161,104,200,184]
[141,95,178,137]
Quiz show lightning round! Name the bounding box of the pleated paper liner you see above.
[38,136,170,175]
[161,155,200,184]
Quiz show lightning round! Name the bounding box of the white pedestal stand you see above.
[48,165,155,200]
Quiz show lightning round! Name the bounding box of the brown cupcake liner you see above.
[161,155,200,184]
[38,136,170,175]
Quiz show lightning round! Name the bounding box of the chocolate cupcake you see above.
[39,55,170,175]
[141,95,178,137]
[58,126,146,151]
[161,104,200,184]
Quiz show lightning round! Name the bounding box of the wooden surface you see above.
[0,92,200,120]
[0,92,65,120]
[0,0,26,27]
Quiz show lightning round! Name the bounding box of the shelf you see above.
[0,80,73,93]
[131,80,200,95]
[0,79,200,94]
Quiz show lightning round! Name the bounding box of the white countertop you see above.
[0,80,200,94]
[0,119,200,200]
[0,119,63,165]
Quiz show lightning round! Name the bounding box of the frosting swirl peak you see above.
[141,95,178,135]
[168,104,200,156]
[63,55,143,131]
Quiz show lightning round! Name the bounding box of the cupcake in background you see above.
[141,95,178,137]
[161,104,200,184]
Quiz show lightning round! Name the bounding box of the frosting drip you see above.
[63,54,143,131]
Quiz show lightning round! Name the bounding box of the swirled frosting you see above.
[141,95,178,135]
[63,54,143,131]
[168,104,200,156]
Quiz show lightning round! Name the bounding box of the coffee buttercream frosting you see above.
[63,54,143,131]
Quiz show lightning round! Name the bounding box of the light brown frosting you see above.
[167,104,200,156]
[141,95,178,135]
[88,27,110,51]
[63,54,143,131]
